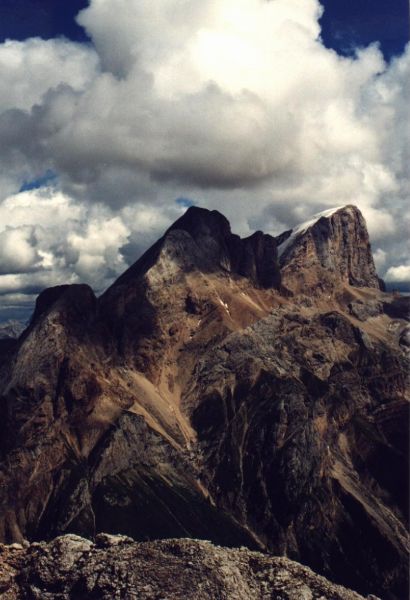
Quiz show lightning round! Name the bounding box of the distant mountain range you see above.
[0,319,26,340]
[0,205,408,599]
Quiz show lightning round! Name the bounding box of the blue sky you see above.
[320,0,409,61]
[0,0,90,43]
[0,0,408,61]
[19,169,57,193]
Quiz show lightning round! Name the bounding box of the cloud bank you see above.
[0,0,409,318]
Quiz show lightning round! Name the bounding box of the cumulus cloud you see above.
[373,248,387,271]
[0,0,409,318]
[385,265,410,283]
[0,37,98,112]
[0,226,40,274]
[0,189,130,287]
[0,187,186,320]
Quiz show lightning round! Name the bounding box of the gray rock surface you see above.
[0,534,374,600]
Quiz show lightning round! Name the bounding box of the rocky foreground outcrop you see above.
[0,205,408,599]
[0,534,378,600]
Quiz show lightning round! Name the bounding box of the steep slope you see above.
[0,282,256,550]
[97,206,281,381]
[188,306,408,597]
[0,208,281,549]
[0,205,408,599]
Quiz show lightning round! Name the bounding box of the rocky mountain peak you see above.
[163,206,236,274]
[167,205,232,241]
[103,206,281,302]
[29,284,96,329]
[276,205,381,292]
[104,204,381,302]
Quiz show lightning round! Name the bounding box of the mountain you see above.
[0,205,408,599]
[0,320,26,340]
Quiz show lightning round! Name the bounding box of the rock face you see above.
[277,206,381,293]
[0,205,408,600]
[0,534,375,599]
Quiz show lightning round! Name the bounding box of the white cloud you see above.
[0,0,409,316]
[67,216,130,280]
[373,248,387,271]
[0,226,40,274]
[0,189,133,294]
[0,188,187,318]
[0,38,99,112]
[385,265,410,283]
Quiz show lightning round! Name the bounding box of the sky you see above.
[0,0,409,322]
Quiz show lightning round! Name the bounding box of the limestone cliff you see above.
[276,206,381,293]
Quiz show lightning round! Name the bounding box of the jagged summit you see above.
[29,284,96,329]
[275,204,381,292]
[167,205,232,238]
[102,205,281,304]
[15,204,383,366]
[107,204,379,299]
[276,205,347,258]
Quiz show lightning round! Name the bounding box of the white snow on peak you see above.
[277,206,347,259]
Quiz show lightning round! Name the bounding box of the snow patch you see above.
[218,298,230,315]
[277,206,346,259]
